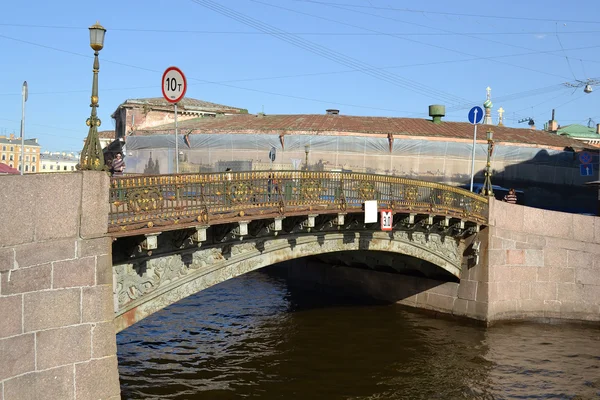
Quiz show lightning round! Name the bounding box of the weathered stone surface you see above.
[75,357,121,400]
[487,249,506,267]
[567,250,596,269]
[96,254,113,285]
[4,366,74,400]
[36,325,92,370]
[82,285,115,323]
[493,200,524,231]
[457,280,477,301]
[0,264,51,295]
[0,247,14,272]
[53,257,96,289]
[520,282,531,300]
[0,334,35,381]
[575,268,600,286]
[506,250,525,265]
[425,293,455,311]
[522,207,545,236]
[491,265,511,282]
[573,214,595,243]
[0,295,22,339]
[15,238,76,269]
[536,267,549,282]
[78,237,111,258]
[509,266,536,282]
[525,250,544,267]
[557,283,583,303]
[0,176,36,246]
[34,173,81,241]
[23,289,80,332]
[549,267,575,284]
[92,322,117,359]
[80,171,110,239]
[496,281,520,301]
[530,282,557,301]
[544,247,568,268]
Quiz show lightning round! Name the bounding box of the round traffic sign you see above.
[468,106,484,125]
[579,151,592,164]
[162,66,187,103]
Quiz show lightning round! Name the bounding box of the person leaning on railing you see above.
[503,188,518,204]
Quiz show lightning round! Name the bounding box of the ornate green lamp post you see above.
[482,129,495,196]
[304,144,310,171]
[79,22,107,171]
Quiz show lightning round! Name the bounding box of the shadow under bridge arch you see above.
[114,230,464,332]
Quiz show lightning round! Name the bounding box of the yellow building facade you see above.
[0,134,41,173]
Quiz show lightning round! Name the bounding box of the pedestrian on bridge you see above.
[503,188,517,204]
[111,153,125,177]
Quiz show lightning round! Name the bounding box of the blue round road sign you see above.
[468,106,484,125]
[579,151,592,164]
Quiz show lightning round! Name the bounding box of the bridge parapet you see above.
[109,171,488,236]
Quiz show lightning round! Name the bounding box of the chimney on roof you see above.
[428,105,445,124]
[9,133,14,140]
[326,109,339,115]
[547,108,558,132]
[596,123,600,135]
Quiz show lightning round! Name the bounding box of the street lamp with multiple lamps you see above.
[304,144,310,171]
[482,129,495,197]
[79,22,107,171]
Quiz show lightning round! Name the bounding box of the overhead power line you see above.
[292,0,600,25]
[269,0,573,83]
[2,23,600,37]
[189,0,472,107]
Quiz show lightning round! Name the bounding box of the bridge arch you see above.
[114,230,464,331]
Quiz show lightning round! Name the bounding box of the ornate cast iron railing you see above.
[109,171,488,235]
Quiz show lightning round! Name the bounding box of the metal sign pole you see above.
[174,102,179,174]
[469,122,478,192]
[20,81,27,175]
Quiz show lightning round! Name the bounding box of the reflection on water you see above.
[117,270,600,400]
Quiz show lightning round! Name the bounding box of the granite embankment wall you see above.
[0,172,120,400]
[282,199,600,324]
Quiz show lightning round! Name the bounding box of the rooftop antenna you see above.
[587,117,597,128]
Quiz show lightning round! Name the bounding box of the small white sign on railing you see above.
[364,200,378,223]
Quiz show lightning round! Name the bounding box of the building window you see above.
[25,165,29,172]
[63,166,67,171]
[9,164,13,168]
[2,146,5,151]
[10,146,14,152]
[43,165,46,170]
[71,166,75,171]
[50,165,54,170]
[32,166,36,172]
[26,148,29,152]
[25,156,29,162]
[9,155,13,161]
[32,156,36,162]
[1,154,4,161]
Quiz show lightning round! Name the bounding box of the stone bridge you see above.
[1,171,599,400]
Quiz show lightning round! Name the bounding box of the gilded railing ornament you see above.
[127,188,161,213]
[108,171,488,233]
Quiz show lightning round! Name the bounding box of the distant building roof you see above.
[558,124,600,139]
[116,97,246,115]
[0,163,19,174]
[98,130,115,139]
[0,135,40,147]
[138,114,588,150]
[41,152,79,162]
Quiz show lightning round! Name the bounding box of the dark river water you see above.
[117,269,600,400]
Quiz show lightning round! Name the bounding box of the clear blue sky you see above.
[1,0,599,152]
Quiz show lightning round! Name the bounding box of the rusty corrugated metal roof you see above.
[139,114,588,149]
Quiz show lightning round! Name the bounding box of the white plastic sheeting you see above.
[124,133,586,186]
